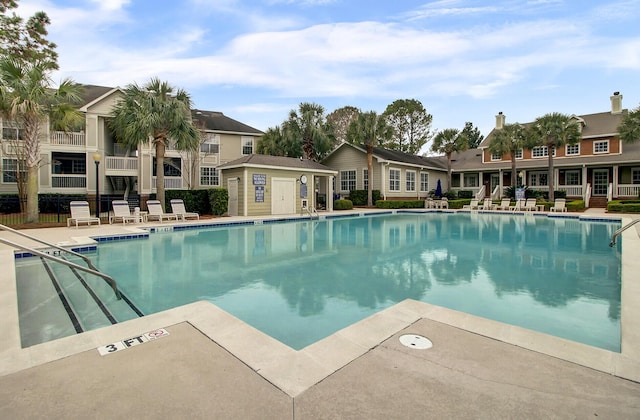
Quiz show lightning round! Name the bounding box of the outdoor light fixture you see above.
[93,152,102,218]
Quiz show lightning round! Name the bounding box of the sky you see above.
[13,0,640,153]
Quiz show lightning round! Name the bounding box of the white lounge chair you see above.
[463,199,479,210]
[481,199,495,210]
[523,198,537,211]
[146,200,179,222]
[509,199,525,211]
[67,201,101,228]
[170,199,200,221]
[425,197,435,209]
[109,200,140,224]
[550,198,567,212]
[495,198,511,210]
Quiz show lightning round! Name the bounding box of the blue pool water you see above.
[87,213,622,351]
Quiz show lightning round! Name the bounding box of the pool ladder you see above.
[0,224,121,299]
[304,206,319,220]
[609,218,640,247]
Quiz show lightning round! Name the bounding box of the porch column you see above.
[613,165,619,199]
[499,169,503,197]
[479,171,484,197]
[459,173,463,190]
[327,176,334,212]
[554,167,559,191]
[582,165,588,199]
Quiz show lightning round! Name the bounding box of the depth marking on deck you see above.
[97,328,170,356]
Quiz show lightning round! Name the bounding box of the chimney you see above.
[495,112,506,129]
[610,91,623,114]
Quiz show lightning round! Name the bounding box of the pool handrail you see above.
[610,218,640,247]
[0,224,121,299]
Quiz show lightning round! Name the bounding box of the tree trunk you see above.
[367,145,373,207]
[511,156,517,188]
[548,147,555,202]
[26,165,39,223]
[446,152,452,190]
[24,117,41,223]
[156,139,166,211]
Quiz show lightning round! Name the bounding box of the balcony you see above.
[50,131,86,146]
[52,174,86,188]
[152,176,183,190]
[105,156,138,176]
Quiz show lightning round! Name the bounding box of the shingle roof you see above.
[78,84,117,108]
[191,109,263,135]
[479,110,625,148]
[371,146,448,170]
[219,154,337,172]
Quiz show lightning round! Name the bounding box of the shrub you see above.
[208,188,228,215]
[448,199,469,209]
[566,200,585,212]
[457,190,473,199]
[607,200,640,213]
[443,190,457,200]
[348,190,381,206]
[375,200,424,209]
[166,190,211,214]
[334,199,353,210]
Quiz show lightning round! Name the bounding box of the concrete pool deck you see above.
[1,208,640,418]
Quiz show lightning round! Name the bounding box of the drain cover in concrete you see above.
[399,334,433,350]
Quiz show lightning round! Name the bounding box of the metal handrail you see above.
[304,206,319,220]
[0,225,121,299]
[610,218,640,247]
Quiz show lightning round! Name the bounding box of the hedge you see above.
[375,200,424,209]
[209,188,228,215]
[348,190,382,206]
[607,200,640,213]
[334,199,353,210]
[164,188,228,215]
[567,200,585,212]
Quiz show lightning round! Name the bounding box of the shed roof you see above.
[219,154,337,173]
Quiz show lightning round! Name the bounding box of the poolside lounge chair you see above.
[109,200,140,224]
[425,197,435,209]
[67,201,101,228]
[509,199,525,211]
[170,199,200,221]
[463,199,479,210]
[495,198,511,210]
[146,200,179,223]
[550,198,567,212]
[435,197,449,209]
[523,198,538,211]
[481,199,495,210]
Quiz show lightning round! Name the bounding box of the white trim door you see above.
[227,178,238,216]
[593,169,609,196]
[271,178,296,215]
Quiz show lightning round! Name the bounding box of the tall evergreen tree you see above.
[282,102,335,161]
[382,99,433,154]
[431,128,468,190]
[488,123,527,188]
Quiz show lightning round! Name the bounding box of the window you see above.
[532,146,548,158]
[340,170,356,192]
[389,169,400,191]
[491,152,502,161]
[200,133,220,154]
[420,172,429,192]
[1,120,23,140]
[632,168,640,184]
[200,167,219,186]
[566,144,580,156]
[152,157,182,177]
[406,171,416,192]
[241,136,254,155]
[515,149,523,159]
[363,169,368,191]
[463,173,478,188]
[529,171,548,186]
[2,158,25,183]
[565,170,580,185]
[593,140,609,154]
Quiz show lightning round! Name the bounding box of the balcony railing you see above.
[105,156,138,171]
[617,184,640,198]
[52,174,86,188]
[152,176,183,189]
[50,131,86,146]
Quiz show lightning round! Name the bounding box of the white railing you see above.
[105,156,138,171]
[491,185,500,200]
[557,185,583,197]
[617,184,640,198]
[52,174,86,188]
[50,131,85,146]
[475,185,486,200]
[152,176,183,189]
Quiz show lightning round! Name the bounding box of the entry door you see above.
[272,178,296,215]
[227,178,238,216]
[592,169,609,196]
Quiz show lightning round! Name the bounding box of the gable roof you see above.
[77,84,121,111]
[324,142,447,171]
[191,109,263,136]
[219,154,337,173]
[479,110,625,149]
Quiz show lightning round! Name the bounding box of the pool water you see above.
[88,213,622,351]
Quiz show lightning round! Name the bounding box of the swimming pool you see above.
[15,212,622,351]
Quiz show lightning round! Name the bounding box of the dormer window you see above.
[491,152,502,161]
[593,140,609,154]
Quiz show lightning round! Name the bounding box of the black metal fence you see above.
[0,194,140,227]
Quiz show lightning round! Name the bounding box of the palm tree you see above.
[0,57,82,223]
[488,123,527,188]
[527,112,581,202]
[618,105,640,144]
[282,102,335,161]
[431,128,469,190]
[110,78,200,210]
[346,111,393,206]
